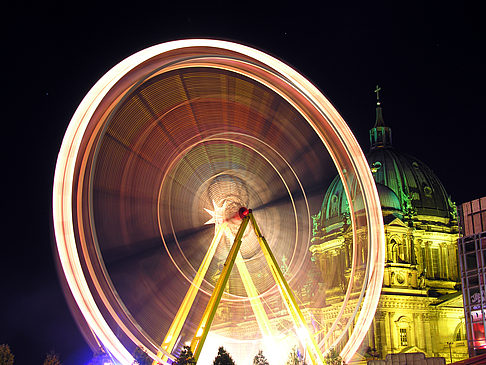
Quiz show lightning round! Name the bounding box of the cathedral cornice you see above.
[309,236,345,254]
[381,287,428,297]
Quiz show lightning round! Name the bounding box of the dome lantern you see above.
[370,85,392,150]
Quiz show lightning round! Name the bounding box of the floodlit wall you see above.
[368,352,445,365]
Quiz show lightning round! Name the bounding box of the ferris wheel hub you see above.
[238,207,251,219]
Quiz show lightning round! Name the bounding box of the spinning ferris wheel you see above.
[52,40,385,365]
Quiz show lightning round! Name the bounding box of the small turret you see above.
[370,85,392,150]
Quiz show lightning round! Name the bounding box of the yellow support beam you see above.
[190,214,251,361]
[234,252,273,338]
[222,228,273,339]
[159,208,322,365]
[154,223,228,365]
[235,253,274,338]
[248,212,325,365]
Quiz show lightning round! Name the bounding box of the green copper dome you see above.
[317,92,455,229]
[368,148,452,218]
[318,179,402,226]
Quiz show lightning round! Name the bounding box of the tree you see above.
[0,344,14,365]
[365,346,379,361]
[43,351,62,365]
[132,347,152,365]
[285,347,300,365]
[175,346,196,365]
[213,346,235,365]
[324,348,342,365]
[253,350,269,365]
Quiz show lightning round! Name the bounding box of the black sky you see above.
[3,2,485,364]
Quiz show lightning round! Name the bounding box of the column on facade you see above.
[371,318,377,350]
[440,243,447,280]
[387,311,395,353]
[408,232,414,264]
[449,243,458,280]
[445,244,451,280]
[403,233,409,263]
[423,313,432,355]
[376,311,386,356]
[425,241,431,279]
[416,238,423,273]
[414,312,425,350]
[409,313,416,348]
[430,312,439,355]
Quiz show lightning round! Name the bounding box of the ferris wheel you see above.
[52,40,385,365]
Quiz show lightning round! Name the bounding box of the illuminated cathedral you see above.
[309,91,469,363]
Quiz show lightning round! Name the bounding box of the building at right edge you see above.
[458,197,486,357]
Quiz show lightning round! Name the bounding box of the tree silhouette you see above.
[365,346,379,360]
[0,344,14,365]
[213,346,235,365]
[175,346,196,365]
[43,351,62,365]
[253,350,269,365]
[324,348,342,365]
[285,347,300,365]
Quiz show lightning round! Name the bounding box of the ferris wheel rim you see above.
[53,39,385,364]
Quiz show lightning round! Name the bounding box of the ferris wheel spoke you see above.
[103,225,210,269]
[102,237,166,269]
[252,181,326,212]
[102,131,163,171]
[178,72,216,174]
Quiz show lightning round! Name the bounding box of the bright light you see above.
[197,332,297,365]
[204,200,227,227]
[296,326,309,344]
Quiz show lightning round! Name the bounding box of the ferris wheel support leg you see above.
[248,212,325,365]
[234,250,273,338]
[221,228,273,339]
[190,215,251,362]
[153,223,228,365]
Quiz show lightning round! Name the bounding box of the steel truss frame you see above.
[155,210,324,365]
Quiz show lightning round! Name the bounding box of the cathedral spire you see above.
[374,85,385,127]
[370,85,392,150]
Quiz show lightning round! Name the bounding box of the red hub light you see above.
[238,207,250,219]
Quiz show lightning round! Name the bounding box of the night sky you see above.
[3,2,485,364]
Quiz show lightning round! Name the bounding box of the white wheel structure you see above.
[53,39,385,365]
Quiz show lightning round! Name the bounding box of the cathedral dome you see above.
[319,179,401,226]
[368,148,452,219]
[317,93,454,228]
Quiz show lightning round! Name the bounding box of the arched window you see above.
[391,239,398,263]
[454,322,466,341]
[390,238,405,263]
[395,316,412,348]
